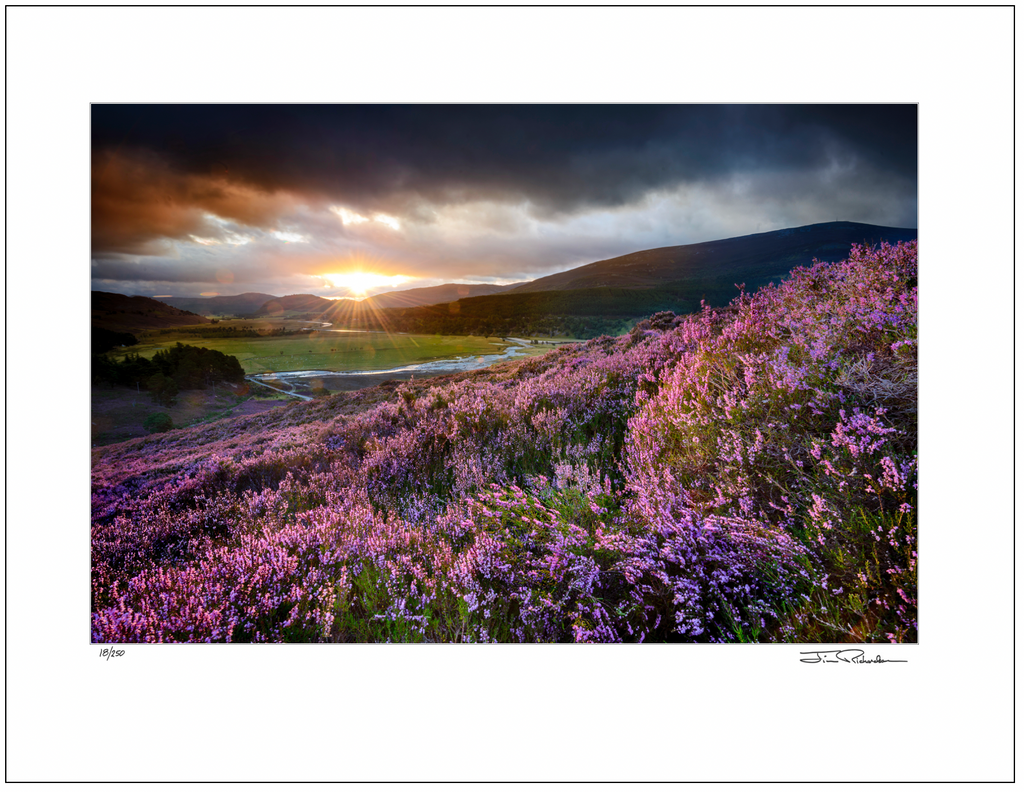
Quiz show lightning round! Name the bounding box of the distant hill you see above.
[253,294,336,317]
[92,291,210,332]
[159,292,278,316]
[363,282,523,309]
[248,283,525,320]
[511,221,917,294]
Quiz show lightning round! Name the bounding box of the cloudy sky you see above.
[91,104,917,300]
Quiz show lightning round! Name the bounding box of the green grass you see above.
[111,331,512,375]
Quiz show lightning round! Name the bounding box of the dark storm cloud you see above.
[91,104,917,255]
[91,147,297,255]
[91,258,226,284]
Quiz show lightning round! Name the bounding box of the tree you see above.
[148,373,178,407]
[92,328,138,355]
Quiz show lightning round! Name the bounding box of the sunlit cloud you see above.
[373,214,401,231]
[272,230,308,243]
[331,206,369,225]
[331,206,401,232]
[187,235,248,249]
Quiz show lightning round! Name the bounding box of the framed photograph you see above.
[7,6,1012,783]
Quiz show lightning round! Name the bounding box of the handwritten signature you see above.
[799,649,907,664]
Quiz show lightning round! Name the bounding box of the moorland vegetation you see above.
[91,242,917,643]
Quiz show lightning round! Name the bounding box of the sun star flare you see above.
[322,271,411,296]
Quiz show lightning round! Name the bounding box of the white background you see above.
[5,6,1015,783]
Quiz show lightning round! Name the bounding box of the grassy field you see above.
[112,329,516,375]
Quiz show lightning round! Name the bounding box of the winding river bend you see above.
[247,343,528,399]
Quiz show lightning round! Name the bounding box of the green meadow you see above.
[112,329,515,375]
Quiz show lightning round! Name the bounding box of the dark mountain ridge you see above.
[158,293,278,316]
[250,282,526,318]
[254,294,335,316]
[363,281,524,309]
[511,221,917,293]
[92,291,210,332]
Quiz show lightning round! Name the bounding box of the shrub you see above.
[143,413,174,434]
[147,373,178,407]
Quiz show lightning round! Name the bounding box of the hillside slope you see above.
[159,293,278,316]
[511,221,917,293]
[91,241,917,644]
[249,282,526,320]
[252,294,335,317]
[91,291,210,332]
[363,282,523,309]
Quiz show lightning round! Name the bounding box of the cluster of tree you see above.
[143,413,174,433]
[93,343,245,406]
[259,327,315,337]
[148,326,262,339]
[92,327,139,354]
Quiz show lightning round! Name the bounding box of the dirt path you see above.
[506,337,586,346]
[246,376,312,401]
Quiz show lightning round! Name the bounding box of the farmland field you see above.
[111,328,518,375]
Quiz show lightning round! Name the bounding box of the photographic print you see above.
[90,104,918,644]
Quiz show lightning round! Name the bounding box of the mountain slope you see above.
[249,283,526,320]
[253,294,336,317]
[159,293,278,316]
[511,221,917,293]
[92,291,210,332]
[363,282,523,309]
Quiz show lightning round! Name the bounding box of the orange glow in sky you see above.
[322,272,410,296]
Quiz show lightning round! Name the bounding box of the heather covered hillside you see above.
[91,242,917,643]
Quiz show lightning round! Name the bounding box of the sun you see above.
[322,271,410,296]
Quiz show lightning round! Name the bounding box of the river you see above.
[247,343,529,398]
